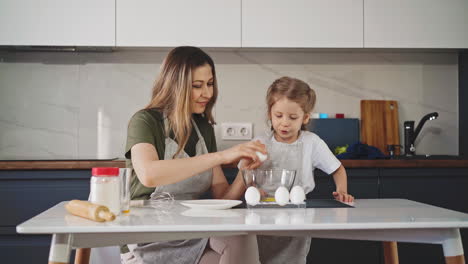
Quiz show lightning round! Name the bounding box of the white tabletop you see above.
[17,199,468,234]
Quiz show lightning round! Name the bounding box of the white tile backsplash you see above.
[0,50,459,159]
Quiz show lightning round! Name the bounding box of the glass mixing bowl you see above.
[242,169,296,198]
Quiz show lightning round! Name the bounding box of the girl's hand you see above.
[333,191,354,203]
[219,140,266,166]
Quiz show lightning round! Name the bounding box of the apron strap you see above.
[163,116,204,142]
[191,119,204,142]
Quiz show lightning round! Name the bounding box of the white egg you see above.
[256,151,268,162]
[274,186,290,206]
[245,186,261,206]
[290,185,306,204]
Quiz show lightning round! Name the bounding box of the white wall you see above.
[0,50,458,159]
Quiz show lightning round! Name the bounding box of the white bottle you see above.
[89,167,121,215]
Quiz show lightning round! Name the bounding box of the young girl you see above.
[252,76,354,264]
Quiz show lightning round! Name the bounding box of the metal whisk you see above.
[130,192,175,208]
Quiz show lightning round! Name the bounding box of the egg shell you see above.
[256,151,268,162]
[274,186,290,206]
[290,185,306,204]
[245,186,261,206]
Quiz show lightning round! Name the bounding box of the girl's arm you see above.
[331,164,354,202]
[131,140,266,187]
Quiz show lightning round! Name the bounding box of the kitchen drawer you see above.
[0,233,77,264]
[0,234,50,263]
[0,170,90,226]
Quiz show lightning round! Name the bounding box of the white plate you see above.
[180,199,242,210]
[181,209,241,217]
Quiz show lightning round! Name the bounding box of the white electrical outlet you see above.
[221,122,253,140]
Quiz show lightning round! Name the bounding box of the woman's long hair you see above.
[145,46,218,158]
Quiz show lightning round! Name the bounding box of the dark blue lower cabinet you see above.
[2,168,467,264]
[308,239,382,264]
[306,169,381,264]
[391,243,445,264]
[0,170,90,264]
[380,168,468,264]
[0,234,77,263]
[0,234,51,263]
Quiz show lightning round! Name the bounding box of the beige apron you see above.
[122,118,213,264]
[257,133,311,264]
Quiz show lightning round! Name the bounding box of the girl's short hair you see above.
[266,76,316,130]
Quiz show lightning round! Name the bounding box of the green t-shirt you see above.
[124,108,217,201]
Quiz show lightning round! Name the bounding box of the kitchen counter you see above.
[2,160,467,264]
[341,159,468,168]
[0,160,127,170]
[1,158,468,170]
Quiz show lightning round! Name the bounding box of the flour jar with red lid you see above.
[89,167,120,215]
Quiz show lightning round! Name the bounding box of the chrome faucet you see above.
[403,112,438,156]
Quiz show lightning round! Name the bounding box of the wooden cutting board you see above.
[360,100,400,155]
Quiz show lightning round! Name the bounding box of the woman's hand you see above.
[219,140,266,167]
[239,158,261,170]
[332,191,354,203]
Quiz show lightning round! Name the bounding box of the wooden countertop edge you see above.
[1,159,468,170]
[0,160,127,170]
[340,159,468,168]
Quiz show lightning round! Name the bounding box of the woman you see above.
[121,46,265,264]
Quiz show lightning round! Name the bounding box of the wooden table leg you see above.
[75,248,91,264]
[445,255,465,264]
[383,241,399,264]
[49,234,72,264]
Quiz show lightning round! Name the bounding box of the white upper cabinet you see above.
[0,0,115,46]
[2,0,466,49]
[242,0,364,48]
[116,0,241,47]
[364,0,468,48]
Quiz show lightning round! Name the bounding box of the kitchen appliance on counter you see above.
[307,118,360,152]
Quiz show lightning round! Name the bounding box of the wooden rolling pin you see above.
[65,200,115,222]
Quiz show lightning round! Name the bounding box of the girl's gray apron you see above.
[257,133,311,264]
[126,118,212,264]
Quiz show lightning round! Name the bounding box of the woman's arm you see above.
[131,141,266,187]
[210,166,247,200]
[331,164,354,202]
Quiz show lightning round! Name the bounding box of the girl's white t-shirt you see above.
[254,131,341,194]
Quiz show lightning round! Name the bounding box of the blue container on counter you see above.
[307,118,360,151]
